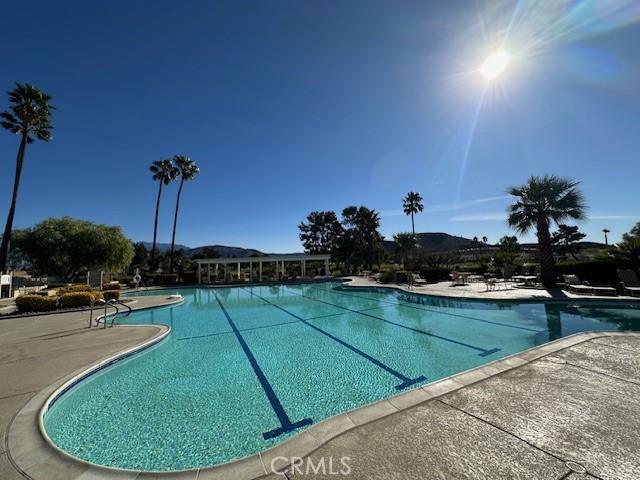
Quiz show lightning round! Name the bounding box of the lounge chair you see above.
[563,275,616,296]
[618,269,640,297]
[410,273,428,286]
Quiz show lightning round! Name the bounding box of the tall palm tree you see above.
[602,228,610,246]
[169,155,200,273]
[149,159,178,272]
[402,191,424,235]
[0,84,54,272]
[507,175,586,288]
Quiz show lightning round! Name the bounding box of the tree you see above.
[13,217,133,280]
[482,236,488,244]
[507,175,586,287]
[298,211,343,258]
[340,206,384,270]
[0,84,54,272]
[493,235,520,276]
[402,191,424,235]
[602,228,610,246]
[149,159,178,272]
[169,155,199,273]
[130,242,149,272]
[552,224,586,260]
[393,232,417,266]
[616,222,640,271]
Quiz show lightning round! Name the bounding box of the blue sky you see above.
[1,1,639,252]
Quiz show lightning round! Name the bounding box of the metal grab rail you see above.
[94,300,119,328]
[109,299,132,326]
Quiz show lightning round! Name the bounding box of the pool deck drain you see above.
[1,295,639,479]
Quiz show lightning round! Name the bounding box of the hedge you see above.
[57,284,93,295]
[15,295,58,313]
[555,259,619,286]
[58,292,97,309]
[419,267,452,282]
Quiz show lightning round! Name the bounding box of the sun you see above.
[480,49,510,80]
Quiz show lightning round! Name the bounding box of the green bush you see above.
[556,259,618,286]
[15,295,58,313]
[58,292,96,308]
[419,267,452,282]
[379,270,409,284]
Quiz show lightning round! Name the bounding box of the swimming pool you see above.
[43,281,640,471]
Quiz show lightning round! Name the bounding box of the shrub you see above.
[379,270,409,284]
[151,274,179,285]
[15,295,58,313]
[102,283,121,291]
[419,267,452,282]
[556,259,618,286]
[57,284,93,295]
[58,292,96,308]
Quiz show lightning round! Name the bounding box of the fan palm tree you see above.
[0,84,54,272]
[507,175,586,287]
[394,232,418,266]
[169,155,200,273]
[402,191,424,235]
[149,159,178,272]
[602,228,610,246]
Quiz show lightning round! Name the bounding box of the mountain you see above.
[382,232,475,254]
[140,242,267,258]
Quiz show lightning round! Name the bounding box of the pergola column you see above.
[197,263,202,283]
[237,262,240,279]
[302,260,306,277]
[215,264,219,281]
[207,263,211,283]
[259,262,263,281]
[249,261,253,281]
[325,258,330,277]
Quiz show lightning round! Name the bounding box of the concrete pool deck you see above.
[344,276,640,302]
[1,293,639,479]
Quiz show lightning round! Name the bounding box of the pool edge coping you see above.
[7,312,639,479]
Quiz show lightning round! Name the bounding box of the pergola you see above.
[195,254,331,283]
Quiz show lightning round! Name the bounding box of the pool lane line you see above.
[284,287,500,357]
[308,286,542,334]
[244,288,426,391]
[176,306,387,341]
[213,293,313,439]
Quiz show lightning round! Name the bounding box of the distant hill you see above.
[382,232,475,255]
[140,242,267,258]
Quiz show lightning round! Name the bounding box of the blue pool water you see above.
[44,282,640,471]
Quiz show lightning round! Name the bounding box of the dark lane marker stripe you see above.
[244,288,426,390]
[177,306,387,341]
[214,293,312,439]
[285,288,500,357]
[311,286,542,333]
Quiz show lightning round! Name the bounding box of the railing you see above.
[109,299,131,326]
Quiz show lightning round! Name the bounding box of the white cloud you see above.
[589,215,638,220]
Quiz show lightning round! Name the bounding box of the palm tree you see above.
[507,175,586,288]
[602,228,610,246]
[394,232,418,266]
[169,155,200,273]
[402,191,424,235]
[0,84,54,272]
[482,236,488,244]
[149,159,178,272]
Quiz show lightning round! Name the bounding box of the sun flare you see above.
[480,49,510,80]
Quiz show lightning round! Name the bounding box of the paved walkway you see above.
[283,333,640,480]
[0,295,177,480]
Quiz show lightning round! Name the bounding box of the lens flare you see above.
[480,50,510,80]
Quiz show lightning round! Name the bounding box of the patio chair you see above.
[618,269,640,297]
[563,275,617,296]
[410,273,428,286]
[563,275,594,295]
